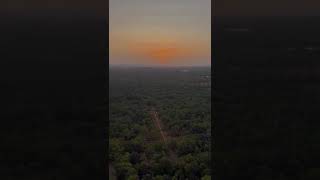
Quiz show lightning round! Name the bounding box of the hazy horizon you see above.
[109,62,211,68]
[109,0,211,66]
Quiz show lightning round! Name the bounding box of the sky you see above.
[109,0,211,66]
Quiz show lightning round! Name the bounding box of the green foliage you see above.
[201,175,211,180]
[110,67,211,179]
[176,136,198,156]
[154,175,164,180]
[128,175,139,180]
[155,157,174,175]
[109,138,124,162]
[115,161,137,179]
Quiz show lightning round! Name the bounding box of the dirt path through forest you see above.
[150,110,167,144]
[150,109,177,161]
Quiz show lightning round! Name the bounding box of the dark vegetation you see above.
[213,16,320,179]
[109,67,211,179]
[0,14,107,179]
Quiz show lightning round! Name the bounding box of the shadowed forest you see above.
[109,66,211,180]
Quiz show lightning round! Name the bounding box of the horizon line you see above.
[109,63,211,67]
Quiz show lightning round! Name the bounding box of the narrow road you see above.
[150,109,177,161]
[151,110,177,161]
[150,110,167,144]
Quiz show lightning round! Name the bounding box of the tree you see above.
[130,151,141,164]
[168,139,177,151]
[115,161,137,180]
[177,137,197,156]
[128,175,139,180]
[201,175,211,180]
[154,175,164,180]
[156,157,174,175]
[109,138,124,162]
[173,169,185,180]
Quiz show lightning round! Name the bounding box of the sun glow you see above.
[146,46,179,64]
[127,40,197,64]
[137,43,185,64]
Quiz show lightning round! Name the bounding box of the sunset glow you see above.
[141,46,181,64]
[128,41,195,64]
[110,0,211,66]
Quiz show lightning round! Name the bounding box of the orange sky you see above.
[133,43,183,65]
[110,0,211,66]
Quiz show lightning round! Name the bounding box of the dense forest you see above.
[109,66,211,180]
